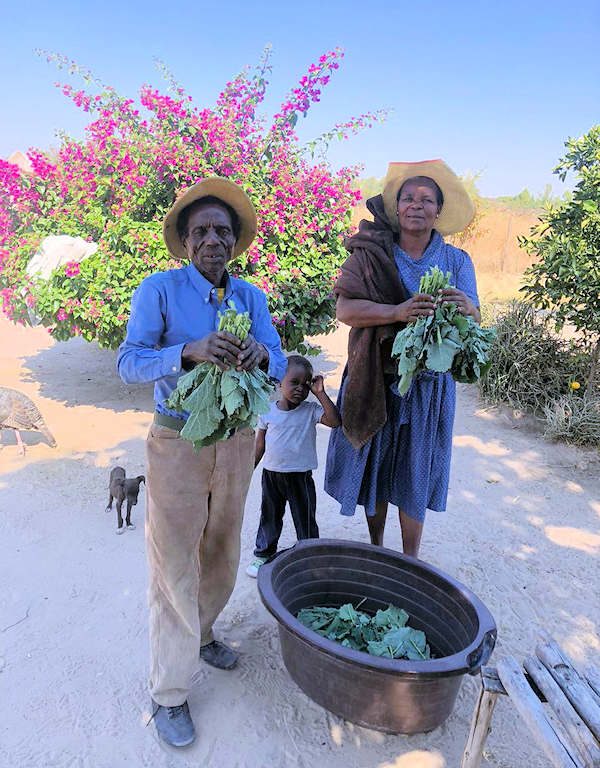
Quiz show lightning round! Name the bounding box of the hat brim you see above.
[382,159,474,236]
[163,177,257,260]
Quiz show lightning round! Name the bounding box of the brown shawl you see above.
[335,194,407,448]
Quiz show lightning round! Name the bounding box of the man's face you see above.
[182,202,237,285]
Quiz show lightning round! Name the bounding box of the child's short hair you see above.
[285,354,313,376]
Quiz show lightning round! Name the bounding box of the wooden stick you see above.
[524,655,600,768]
[461,685,499,768]
[497,657,582,768]
[584,666,600,709]
[538,633,600,709]
[537,641,600,743]
[481,665,507,695]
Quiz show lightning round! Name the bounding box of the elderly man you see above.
[118,177,286,747]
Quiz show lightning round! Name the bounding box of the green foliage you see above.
[0,49,386,352]
[167,304,274,447]
[479,302,595,416]
[296,602,431,660]
[495,184,569,210]
[520,125,600,393]
[391,267,495,395]
[31,217,167,347]
[354,176,384,201]
[480,301,600,447]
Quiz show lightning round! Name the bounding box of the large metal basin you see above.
[258,539,496,734]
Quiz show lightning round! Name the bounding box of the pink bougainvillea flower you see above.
[0,47,387,351]
[64,261,81,277]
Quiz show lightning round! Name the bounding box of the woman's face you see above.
[396,180,441,236]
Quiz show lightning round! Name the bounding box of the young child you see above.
[246,355,340,577]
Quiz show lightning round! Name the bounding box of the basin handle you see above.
[466,629,497,675]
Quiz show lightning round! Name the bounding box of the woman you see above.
[325,159,480,558]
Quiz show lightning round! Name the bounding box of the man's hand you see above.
[235,334,268,371]
[182,331,241,371]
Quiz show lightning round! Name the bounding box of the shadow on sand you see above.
[19,331,347,410]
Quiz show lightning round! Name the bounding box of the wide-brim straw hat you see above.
[163,176,257,260]
[382,159,474,236]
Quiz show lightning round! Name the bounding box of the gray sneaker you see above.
[151,700,196,747]
[199,640,238,670]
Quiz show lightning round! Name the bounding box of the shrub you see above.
[520,125,600,393]
[479,302,592,414]
[544,393,600,446]
[0,49,387,353]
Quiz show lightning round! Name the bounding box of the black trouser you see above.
[254,469,319,558]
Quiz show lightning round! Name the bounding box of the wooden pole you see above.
[524,655,600,768]
[584,666,600,709]
[497,657,583,768]
[537,641,600,743]
[461,685,499,768]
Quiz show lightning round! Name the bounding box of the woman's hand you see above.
[183,331,241,370]
[396,294,436,324]
[440,288,480,320]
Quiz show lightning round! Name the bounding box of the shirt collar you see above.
[185,263,234,304]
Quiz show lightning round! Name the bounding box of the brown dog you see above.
[106,466,145,534]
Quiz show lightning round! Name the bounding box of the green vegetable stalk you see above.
[167,301,274,448]
[392,266,496,395]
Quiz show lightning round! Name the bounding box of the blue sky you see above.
[1,0,598,197]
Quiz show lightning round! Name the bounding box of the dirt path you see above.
[1,315,598,768]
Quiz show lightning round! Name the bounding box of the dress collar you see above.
[394,230,443,263]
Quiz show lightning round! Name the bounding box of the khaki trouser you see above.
[145,423,255,706]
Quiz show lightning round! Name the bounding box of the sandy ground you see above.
[1,314,599,768]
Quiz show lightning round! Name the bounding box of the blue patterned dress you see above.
[324,232,479,522]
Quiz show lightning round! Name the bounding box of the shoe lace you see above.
[167,704,186,719]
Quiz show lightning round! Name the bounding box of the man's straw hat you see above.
[382,159,474,236]
[163,177,257,260]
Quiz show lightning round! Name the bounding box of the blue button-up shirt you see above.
[117,263,287,419]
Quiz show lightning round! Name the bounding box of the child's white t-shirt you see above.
[258,400,324,472]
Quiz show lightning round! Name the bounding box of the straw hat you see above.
[163,177,257,260]
[382,159,474,236]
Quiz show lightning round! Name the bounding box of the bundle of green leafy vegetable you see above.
[167,303,274,449]
[392,266,496,396]
[296,602,431,660]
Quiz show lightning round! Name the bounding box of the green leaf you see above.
[425,336,461,372]
[374,605,409,629]
[296,602,433,660]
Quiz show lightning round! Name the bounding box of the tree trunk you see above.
[586,337,600,395]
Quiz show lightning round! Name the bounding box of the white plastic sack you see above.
[26,235,98,281]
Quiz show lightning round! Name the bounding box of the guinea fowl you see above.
[0,387,57,455]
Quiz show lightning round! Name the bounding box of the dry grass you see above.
[544,393,600,446]
[479,303,591,414]
[479,303,599,447]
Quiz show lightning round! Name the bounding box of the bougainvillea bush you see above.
[0,48,386,351]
